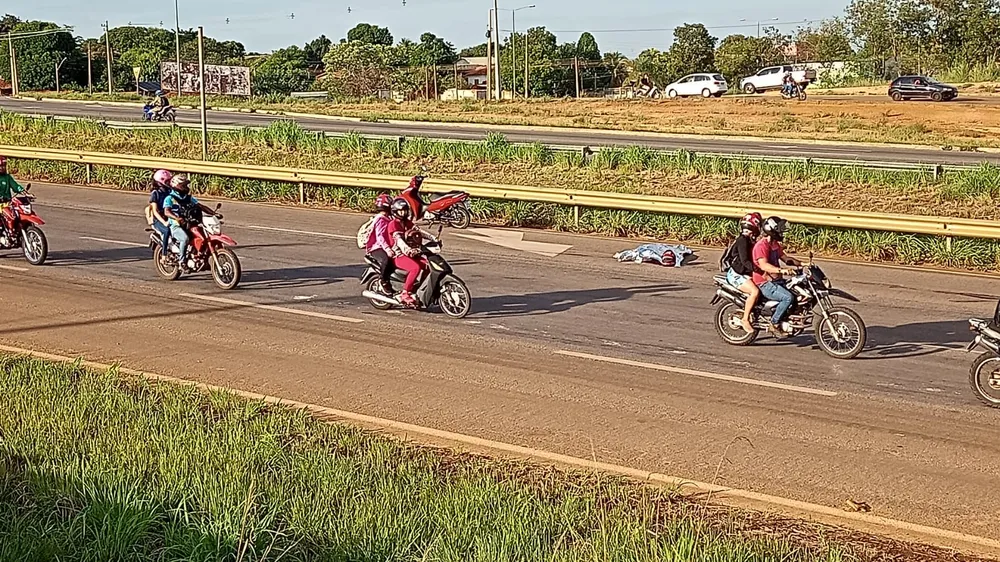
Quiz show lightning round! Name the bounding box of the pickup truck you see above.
[739,65,817,94]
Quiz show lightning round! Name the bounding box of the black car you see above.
[888,76,958,102]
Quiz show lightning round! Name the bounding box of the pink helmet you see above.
[153,169,173,187]
[374,193,393,211]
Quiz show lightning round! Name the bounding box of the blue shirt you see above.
[163,191,199,226]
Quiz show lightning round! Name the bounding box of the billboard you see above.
[160,62,251,97]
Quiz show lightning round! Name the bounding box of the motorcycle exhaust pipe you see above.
[362,290,399,306]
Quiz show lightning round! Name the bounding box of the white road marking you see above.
[245,225,354,240]
[0,264,29,272]
[454,228,572,258]
[80,236,147,247]
[180,293,363,324]
[556,350,838,397]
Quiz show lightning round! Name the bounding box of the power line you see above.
[549,19,825,34]
[2,27,74,41]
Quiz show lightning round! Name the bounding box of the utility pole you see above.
[486,10,492,101]
[433,65,438,100]
[174,0,182,94]
[197,26,208,160]
[453,63,459,99]
[574,56,580,98]
[87,45,93,94]
[524,32,529,98]
[511,10,517,97]
[104,21,113,94]
[6,33,14,96]
[10,35,19,96]
[491,3,501,100]
[55,57,67,92]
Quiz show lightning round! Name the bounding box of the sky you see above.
[4,0,850,56]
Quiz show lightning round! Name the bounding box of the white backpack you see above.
[356,216,377,249]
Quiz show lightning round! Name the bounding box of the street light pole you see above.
[506,5,535,98]
[197,26,208,160]
[55,57,67,92]
[174,0,182,94]
[492,2,501,100]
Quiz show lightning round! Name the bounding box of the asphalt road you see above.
[1,97,997,166]
[3,182,1000,548]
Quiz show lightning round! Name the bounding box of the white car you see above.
[665,73,729,98]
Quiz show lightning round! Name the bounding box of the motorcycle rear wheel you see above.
[813,307,866,359]
[153,246,181,280]
[970,352,1000,408]
[448,206,471,229]
[21,225,47,266]
[714,302,758,346]
[211,248,242,290]
[366,277,394,310]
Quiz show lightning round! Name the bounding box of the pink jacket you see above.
[366,214,395,255]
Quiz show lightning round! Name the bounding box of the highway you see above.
[1,97,998,166]
[3,181,1000,547]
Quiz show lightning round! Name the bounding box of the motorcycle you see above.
[0,184,48,266]
[143,104,177,122]
[148,203,241,290]
[966,301,1000,408]
[781,83,808,101]
[710,255,867,359]
[400,174,472,229]
[360,235,472,318]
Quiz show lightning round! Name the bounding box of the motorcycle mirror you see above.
[25,183,31,190]
[215,203,223,210]
[437,224,444,238]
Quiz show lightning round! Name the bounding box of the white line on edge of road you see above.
[80,236,147,248]
[245,225,354,240]
[0,264,29,272]
[556,350,838,397]
[180,293,363,324]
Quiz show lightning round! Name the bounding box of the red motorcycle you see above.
[149,203,241,290]
[400,174,471,229]
[1,184,48,266]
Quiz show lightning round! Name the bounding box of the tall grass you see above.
[0,354,862,561]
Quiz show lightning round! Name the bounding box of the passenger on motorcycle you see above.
[162,174,218,268]
[782,72,796,96]
[148,90,171,119]
[146,169,173,257]
[753,216,801,337]
[726,212,763,333]
[0,156,25,240]
[365,194,396,294]
[388,198,438,307]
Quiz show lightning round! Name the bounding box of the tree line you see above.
[2,0,999,98]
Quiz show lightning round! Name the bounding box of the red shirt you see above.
[388,217,419,248]
[751,239,783,286]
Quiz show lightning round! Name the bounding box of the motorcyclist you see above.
[726,212,763,333]
[387,198,438,307]
[146,169,173,258]
[364,193,396,294]
[0,156,25,241]
[752,216,801,337]
[162,174,218,268]
[782,72,796,97]
[148,89,171,119]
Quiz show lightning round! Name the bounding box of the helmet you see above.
[374,193,393,212]
[155,90,164,96]
[740,212,762,236]
[762,216,788,241]
[170,174,191,193]
[153,169,173,187]
[390,197,411,219]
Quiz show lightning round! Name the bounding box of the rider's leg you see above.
[760,281,794,327]
[170,223,190,265]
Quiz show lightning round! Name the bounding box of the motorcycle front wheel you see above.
[21,225,47,266]
[714,302,758,346]
[211,248,242,290]
[153,246,181,280]
[438,275,471,318]
[813,307,866,359]
[970,352,1000,408]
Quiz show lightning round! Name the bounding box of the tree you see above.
[795,19,854,62]
[252,46,313,95]
[346,23,393,46]
[715,34,765,83]
[576,32,601,61]
[417,32,458,66]
[304,35,332,65]
[0,20,84,90]
[499,26,560,96]
[602,52,630,87]
[631,48,673,88]
[0,14,21,34]
[459,43,487,57]
[322,41,395,98]
[667,23,717,78]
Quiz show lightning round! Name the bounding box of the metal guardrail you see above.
[5,111,978,176]
[3,144,999,240]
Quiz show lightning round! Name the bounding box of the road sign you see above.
[132,67,141,80]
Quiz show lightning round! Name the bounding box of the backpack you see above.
[720,239,738,272]
[356,216,377,249]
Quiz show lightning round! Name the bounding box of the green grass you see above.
[0,354,867,561]
[5,112,1000,270]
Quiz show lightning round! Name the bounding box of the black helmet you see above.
[762,216,788,241]
[391,198,411,219]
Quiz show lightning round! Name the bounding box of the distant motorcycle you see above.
[711,254,866,359]
[0,184,48,266]
[400,173,472,229]
[967,302,1000,408]
[143,104,177,122]
[781,83,808,101]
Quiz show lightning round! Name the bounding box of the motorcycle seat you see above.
[363,255,380,268]
[431,191,464,201]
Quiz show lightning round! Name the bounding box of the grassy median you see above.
[5,112,1000,270]
[0,353,895,561]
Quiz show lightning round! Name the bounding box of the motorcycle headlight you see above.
[19,204,30,214]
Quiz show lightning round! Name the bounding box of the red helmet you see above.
[374,193,393,211]
[740,212,762,236]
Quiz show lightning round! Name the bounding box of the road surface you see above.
[3,182,1000,547]
[1,97,996,166]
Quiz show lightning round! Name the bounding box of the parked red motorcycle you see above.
[149,203,241,290]
[399,174,471,229]
[0,184,48,266]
